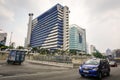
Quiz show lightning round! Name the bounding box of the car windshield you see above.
[84,59,100,65]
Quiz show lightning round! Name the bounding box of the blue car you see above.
[79,58,110,79]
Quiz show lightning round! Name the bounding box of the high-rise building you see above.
[90,45,96,54]
[106,48,112,56]
[26,4,69,51]
[90,45,100,54]
[0,29,7,45]
[26,13,33,47]
[69,24,87,53]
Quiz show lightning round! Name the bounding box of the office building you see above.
[0,29,7,45]
[26,4,69,51]
[69,24,87,53]
[26,13,33,47]
[90,45,96,54]
[106,48,112,56]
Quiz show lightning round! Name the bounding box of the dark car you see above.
[109,61,117,67]
[79,58,110,79]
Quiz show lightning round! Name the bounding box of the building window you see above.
[79,33,82,43]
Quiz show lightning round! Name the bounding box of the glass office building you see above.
[26,4,69,50]
[69,24,87,53]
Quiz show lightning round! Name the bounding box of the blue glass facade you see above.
[30,4,66,49]
[69,25,87,52]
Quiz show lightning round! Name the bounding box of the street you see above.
[0,61,120,80]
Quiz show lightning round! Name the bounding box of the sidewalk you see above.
[27,60,73,68]
[0,60,6,65]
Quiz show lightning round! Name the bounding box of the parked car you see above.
[109,61,117,67]
[79,58,110,80]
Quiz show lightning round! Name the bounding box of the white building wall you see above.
[26,13,33,47]
[63,6,69,51]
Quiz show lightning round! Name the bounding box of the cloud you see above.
[0,6,14,21]
[84,0,120,51]
[0,0,5,4]
[85,0,120,14]
[0,0,14,24]
[5,0,52,17]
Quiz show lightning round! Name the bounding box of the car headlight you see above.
[92,67,98,71]
[79,66,82,70]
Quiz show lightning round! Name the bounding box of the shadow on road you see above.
[77,76,111,80]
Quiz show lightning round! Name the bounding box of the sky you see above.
[0,0,120,52]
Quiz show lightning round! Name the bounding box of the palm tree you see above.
[31,47,37,53]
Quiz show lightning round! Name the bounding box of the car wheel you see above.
[12,61,15,65]
[81,74,85,77]
[98,72,102,80]
[7,61,10,64]
[19,62,21,65]
[107,71,110,76]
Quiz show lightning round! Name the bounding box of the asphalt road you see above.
[0,61,120,80]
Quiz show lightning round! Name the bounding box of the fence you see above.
[0,51,8,60]
[28,54,91,64]
[31,55,72,63]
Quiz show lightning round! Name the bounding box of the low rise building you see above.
[0,29,7,45]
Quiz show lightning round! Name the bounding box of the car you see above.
[79,58,110,80]
[109,61,117,67]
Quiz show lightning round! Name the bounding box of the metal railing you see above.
[28,54,91,64]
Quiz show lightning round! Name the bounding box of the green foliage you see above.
[39,48,49,55]
[31,47,38,53]
[8,46,14,49]
[0,45,8,50]
[84,54,91,56]
[16,46,24,49]
[69,49,77,55]
[92,52,104,58]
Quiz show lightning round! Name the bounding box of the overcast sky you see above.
[0,0,120,52]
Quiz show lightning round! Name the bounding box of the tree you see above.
[69,49,77,55]
[92,52,104,58]
[0,44,8,50]
[16,46,24,49]
[31,47,38,53]
[8,46,14,49]
[38,48,49,55]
